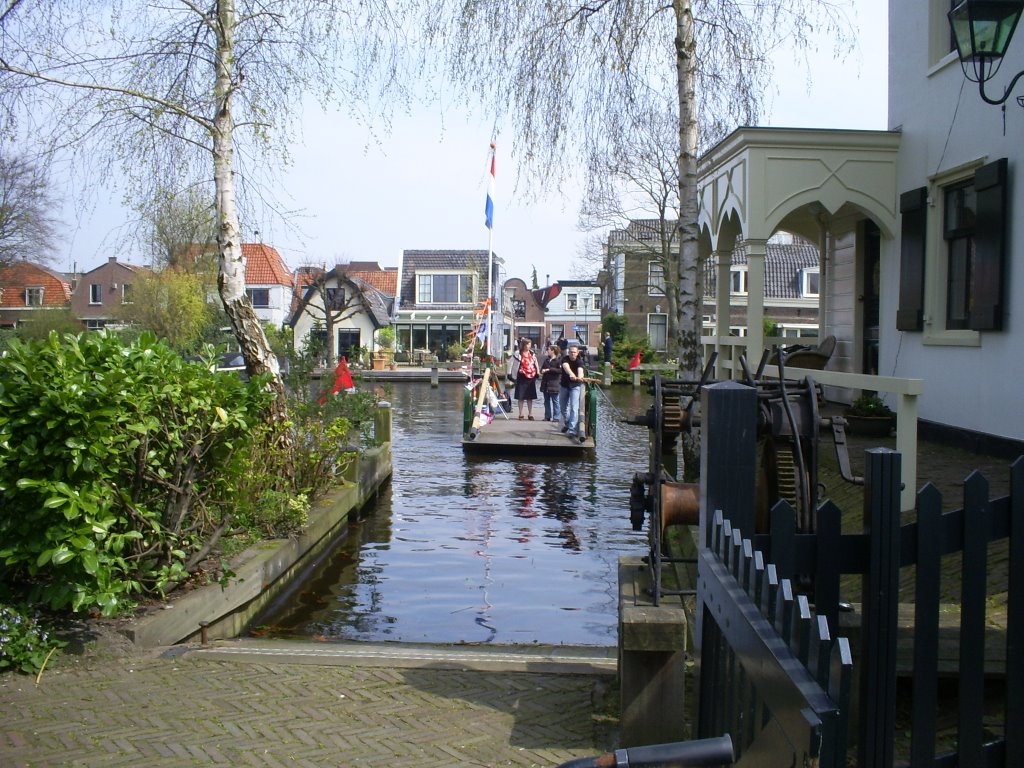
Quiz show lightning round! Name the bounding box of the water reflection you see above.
[253,381,652,646]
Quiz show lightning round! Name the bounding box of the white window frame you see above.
[89,283,103,304]
[923,159,983,347]
[121,283,133,305]
[247,288,271,308]
[415,271,474,305]
[801,268,820,298]
[730,267,748,295]
[647,312,668,351]
[566,293,578,310]
[648,262,666,296]
[24,286,44,306]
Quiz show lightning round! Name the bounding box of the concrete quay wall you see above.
[124,417,393,649]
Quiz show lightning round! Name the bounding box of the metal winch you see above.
[627,349,864,604]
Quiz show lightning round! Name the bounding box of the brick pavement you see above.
[0,643,617,768]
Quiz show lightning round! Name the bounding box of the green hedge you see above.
[0,331,273,615]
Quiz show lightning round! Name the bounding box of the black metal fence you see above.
[697,382,1024,767]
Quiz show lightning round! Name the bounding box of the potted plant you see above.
[374,326,396,370]
[844,393,895,437]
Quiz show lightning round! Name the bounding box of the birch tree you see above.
[429,0,852,377]
[0,0,415,436]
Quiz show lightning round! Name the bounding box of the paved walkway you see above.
[0,641,617,768]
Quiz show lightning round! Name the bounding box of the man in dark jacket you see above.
[603,332,613,364]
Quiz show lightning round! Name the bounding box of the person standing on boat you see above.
[510,338,539,420]
[559,343,586,438]
[540,345,562,422]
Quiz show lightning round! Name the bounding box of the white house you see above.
[881,0,1024,451]
[242,243,294,328]
[544,280,602,355]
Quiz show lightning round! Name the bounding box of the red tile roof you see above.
[243,244,292,286]
[347,268,397,297]
[0,261,72,308]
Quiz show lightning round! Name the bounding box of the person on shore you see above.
[559,343,586,438]
[540,345,563,422]
[603,332,613,364]
[557,334,568,354]
[510,337,539,420]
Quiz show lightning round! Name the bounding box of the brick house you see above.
[70,256,146,330]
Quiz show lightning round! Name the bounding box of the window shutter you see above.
[969,158,1008,331]
[897,187,927,331]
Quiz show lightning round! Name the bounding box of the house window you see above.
[326,287,345,308]
[550,323,564,342]
[121,283,133,304]
[86,319,106,330]
[648,313,668,351]
[566,293,578,310]
[416,273,473,304]
[898,158,1007,343]
[801,268,820,298]
[512,299,526,318]
[944,180,976,330]
[730,268,748,295]
[247,288,270,308]
[24,287,43,306]
[337,329,360,359]
[648,262,666,296]
[89,283,103,304]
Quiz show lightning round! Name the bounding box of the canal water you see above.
[253,381,654,647]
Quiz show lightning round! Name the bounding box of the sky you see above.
[57,0,888,285]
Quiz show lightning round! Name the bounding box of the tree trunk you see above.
[213,0,291,454]
[674,0,702,381]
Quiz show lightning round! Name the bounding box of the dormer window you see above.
[416,272,473,304]
[801,268,820,298]
[24,286,43,306]
[566,293,578,310]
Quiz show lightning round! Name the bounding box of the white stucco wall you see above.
[883,2,1024,441]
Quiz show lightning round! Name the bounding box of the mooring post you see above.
[430,365,439,388]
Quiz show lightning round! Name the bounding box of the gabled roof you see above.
[243,244,292,286]
[608,219,675,243]
[347,268,397,297]
[0,261,72,308]
[706,242,820,300]
[79,257,143,277]
[287,267,392,329]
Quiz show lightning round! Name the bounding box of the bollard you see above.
[430,365,439,388]
[198,620,210,646]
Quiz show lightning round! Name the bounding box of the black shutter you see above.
[969,158,1008,331]
[897,187,927,331]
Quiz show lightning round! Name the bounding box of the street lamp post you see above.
[948,0,1024,105]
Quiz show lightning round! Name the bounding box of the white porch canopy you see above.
[697,127,901,368]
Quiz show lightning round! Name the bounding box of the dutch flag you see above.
[484,146,495,230]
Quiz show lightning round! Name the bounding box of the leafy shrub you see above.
[0,604,65,675]
[0,331,273,615]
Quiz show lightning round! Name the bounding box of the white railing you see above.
[702,336,924,511]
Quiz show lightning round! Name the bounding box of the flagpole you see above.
[484,142,496,359]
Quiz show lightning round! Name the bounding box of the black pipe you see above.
[555,734,734,768]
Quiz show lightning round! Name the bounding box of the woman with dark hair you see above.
[511,338,539,420]
[540,345,563,422]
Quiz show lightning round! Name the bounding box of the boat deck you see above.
[462,416,595,454]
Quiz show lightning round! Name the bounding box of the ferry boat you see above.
[461,365,598,454]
